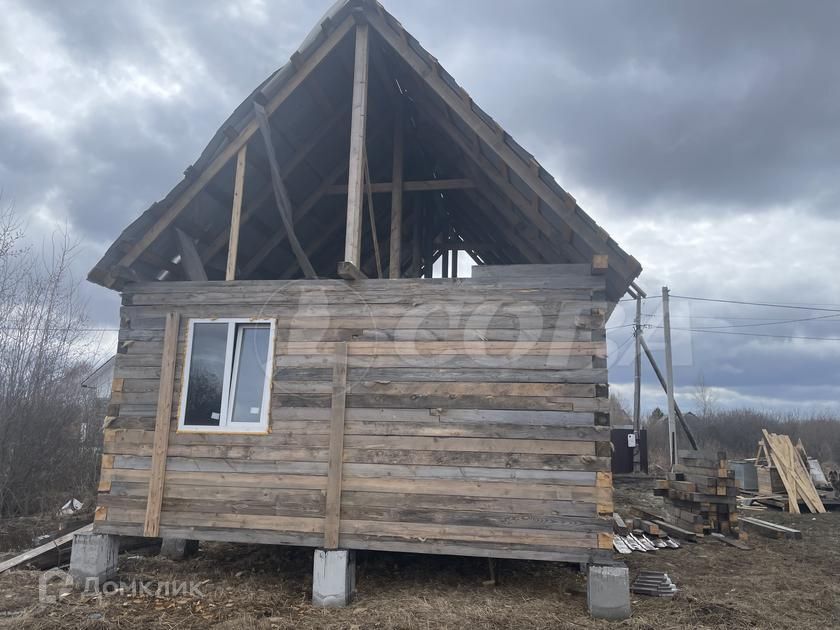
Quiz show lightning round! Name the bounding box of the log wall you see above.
[94,263,613,563]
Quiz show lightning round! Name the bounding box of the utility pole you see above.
[662,286,678,468]
[633,291,642,472]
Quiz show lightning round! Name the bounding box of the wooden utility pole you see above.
[662,286,678,468]
[343,23,370,270]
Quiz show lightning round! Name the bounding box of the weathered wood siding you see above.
[95,263,613,563]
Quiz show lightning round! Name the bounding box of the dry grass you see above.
[1,480,838,629]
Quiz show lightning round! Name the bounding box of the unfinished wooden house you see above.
[77,0,641,611]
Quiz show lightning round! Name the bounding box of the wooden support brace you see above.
[225,145,247,280]
[343,22,370,267]
[388,106,404,278]
[175,228,208,281]
[323,342,349,549]
[143,312,180,537]
[364,152,383,278]
[253,101,318,279]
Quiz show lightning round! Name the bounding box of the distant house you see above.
[75,0,641,610]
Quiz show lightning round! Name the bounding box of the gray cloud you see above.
[1,0,839,411]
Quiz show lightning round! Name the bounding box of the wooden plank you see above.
[143,312,180,537]
[174,228,208,281]
[327,178,474,194]
[108,16,354,282]
[253,101,317,279]
[343,23,370,267]
[0,524,93,574]
[324,341,348,549]
[225,145,247,281]
[388,106,404,278]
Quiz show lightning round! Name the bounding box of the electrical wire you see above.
[647,325,840,342]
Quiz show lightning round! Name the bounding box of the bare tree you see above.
[0,197,104,517]
[692,372,718,419]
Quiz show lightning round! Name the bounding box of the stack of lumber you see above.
[654,450,738,535]
[755,430,825,514]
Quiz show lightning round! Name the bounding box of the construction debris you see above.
[0,524,92,574]
[756,430,826,514]
[612,512,680,553]
[739,516,802,540]
[654,450,738,536]
[631,571,678,598]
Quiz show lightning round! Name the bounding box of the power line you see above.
[642,312,840,329]
[648,325,840,342]
[670,294,840,313]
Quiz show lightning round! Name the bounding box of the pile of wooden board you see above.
[755,430,825,514]
[654,450,738,535]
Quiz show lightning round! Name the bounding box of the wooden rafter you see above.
[254,101,317,279]
[104,15,355,286]
[201,105,351,267]
[239,115,392,277]
[366,6,640,285]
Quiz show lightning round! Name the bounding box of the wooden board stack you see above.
[654,450,738,536]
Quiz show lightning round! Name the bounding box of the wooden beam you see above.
[201,106,350,266]
[253,101,317,279]
[225,145,247,280]
[0,524,93,574]
[592,254,608,275]
[326,178,473,194]
[343,23,370,267]
[410,198,421,277]
[174,228,208,281]
[337,260,368,280]
[388,107,404,278]
[323,341,349,549]
[108,16,354,284]
[143,312,180,537]
[364,153,383,278]
[371,8,642,287]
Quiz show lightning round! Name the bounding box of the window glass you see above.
[183,322,228,426]
[230,325,271,423]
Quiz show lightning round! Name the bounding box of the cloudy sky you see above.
[2,0,839,414]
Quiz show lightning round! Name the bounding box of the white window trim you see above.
[177,318,275,434]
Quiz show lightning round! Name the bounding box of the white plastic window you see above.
[178,319,274,433]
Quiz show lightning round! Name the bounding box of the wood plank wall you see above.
[95,264,613,564]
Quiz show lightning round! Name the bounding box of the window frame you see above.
[177,318,276,434]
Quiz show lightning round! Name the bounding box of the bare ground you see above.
[1,479,838,629]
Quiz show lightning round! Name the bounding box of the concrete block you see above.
[587,565,631,620]
[312,549,356,607]
[160,538,199,560]
[69,532,120,589]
